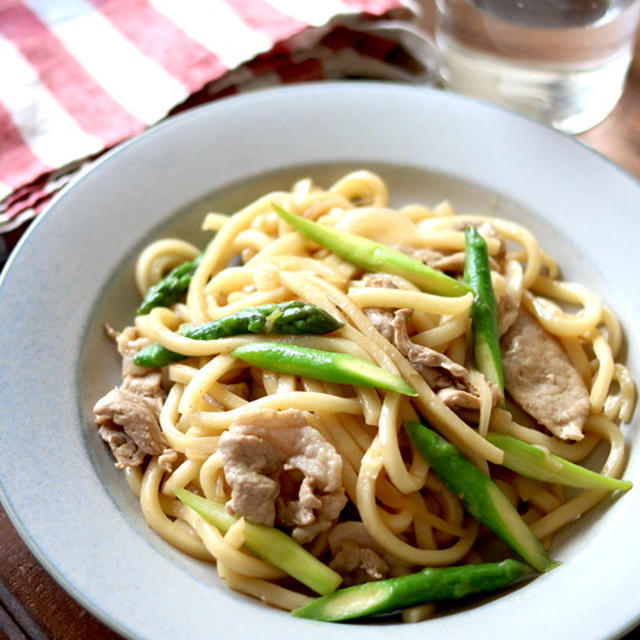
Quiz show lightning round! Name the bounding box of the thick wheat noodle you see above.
[198,452,225,501]
[329,169,388,205]
[176,505,285,581]
[263,255,347,283]
[530,416,627,539]
[377,391,427,494]
[210,288,291,319]
[159,384,221,455]
[410,493,437,551]
[104,170,635,617]
[489,409,601,462]
[416,230,504,254]
[305,395,453,534]
[187,192,294,322]
[600,305,623,358]
[514,476,562,513]
[608,364,636,423]
[357,438,480,565]
[524,276,602,337]
[245,232,307,267]
[412,313,469,349]
[232,229,272,252]
[300,272,504,464]
[160,458,201,497]
[378,507,415,535]
[560,336,592,385]
[202,212,231,231]
[123,466,143,497]
[203,266,256,296]
[217,560,313,611]
[348,287,473,316]
[191,392,363,431]
[179,355,241,415]
[303,384,462,537]
[399,203,440,222]
[588,329,616,413]
[470,369,493,439]
[140,459,210,560]
[135,238,200,295]
[419,214,541,288]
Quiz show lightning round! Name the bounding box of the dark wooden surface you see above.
[1,14,639,640]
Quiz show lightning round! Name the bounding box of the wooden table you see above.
[1,24,639,640]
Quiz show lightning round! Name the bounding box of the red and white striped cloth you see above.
[0,0,431,262]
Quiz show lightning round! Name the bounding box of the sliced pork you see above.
[392,309,501,409]
[218,408,346,543]
[328,521,408,585]
[392,309,470,387]
[94,326,176,471]
[360,265,503,410]
[107,324,152,377]
[359,273,398,342]
[501,311,590,440]
[94,388,175,471]
[402,247,468,273]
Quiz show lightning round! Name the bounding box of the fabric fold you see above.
[0,0,433,259]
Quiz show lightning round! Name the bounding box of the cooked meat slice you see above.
[475,221,506,262]
[501,311,589,440]
[328,521,408,585]
[97,425,143,467]
[330,540,389,585]
[359,273,398,342]
[123,371,163,402]
[392,309,502,411]
[409,248,467,273]
[437,387,484,409]
[497,260,524,337]
[440,221,506,263]
[359,274,501,411]
[394,237,500,274]
[106,325,165,412]
[94,387,170,468]
[363,307,395,342]
[359,273,400,289]
[96,326,177,471]
[111,325,149,357]
[392,309,470,386]
[218,432,285,525]
[157,449,179,472]
[107,324,152,377]
[218,409,346,543]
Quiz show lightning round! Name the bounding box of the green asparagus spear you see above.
[464,227,504,394]
[133,343,185,367]
[487,432,633,491]
[137,254,202,315]
[175,489,341,595]
[132,301,343,368]
[183,301,342,339]
[405,422,558,573]
[272,204,470,297]
[232,342,417,396]
[292,559,532,621]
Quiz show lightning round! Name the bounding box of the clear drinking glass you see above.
[435,0,640,134]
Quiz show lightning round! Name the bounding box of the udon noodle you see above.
[95,170,635,621]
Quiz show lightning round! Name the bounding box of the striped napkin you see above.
[0,0,432,263]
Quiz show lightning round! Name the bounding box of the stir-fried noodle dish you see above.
[94,170,635,622]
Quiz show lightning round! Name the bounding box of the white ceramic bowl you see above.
[0,82,638,640]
